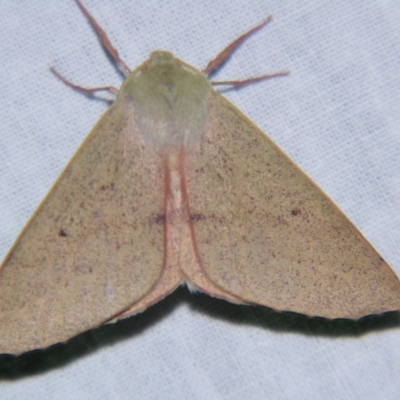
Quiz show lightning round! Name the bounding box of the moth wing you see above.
[0,101,169,354]
[184,92,400,319]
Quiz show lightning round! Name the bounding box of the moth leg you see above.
[50,67,119,97]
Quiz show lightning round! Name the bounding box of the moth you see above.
[1,0,399,355]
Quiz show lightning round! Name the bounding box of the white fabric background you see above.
[1,1,400,399]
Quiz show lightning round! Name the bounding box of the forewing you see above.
[184,92,400,319]
[0,101,165,354]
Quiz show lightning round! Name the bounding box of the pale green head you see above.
[117,51,213,150]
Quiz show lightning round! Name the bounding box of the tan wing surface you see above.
[0,101,167,354]
[184,92,400,319]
